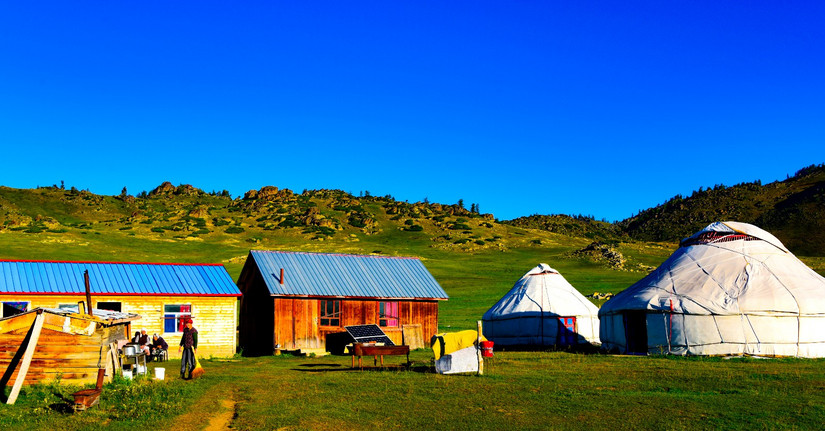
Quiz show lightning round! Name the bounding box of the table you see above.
[122,352,148,376]
[350,343,410,369]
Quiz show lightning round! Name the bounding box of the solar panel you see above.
[345,324,395,346]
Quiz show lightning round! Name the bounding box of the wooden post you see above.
[477,320,484,376]
[84,270,94,317]
[6,310,45,405]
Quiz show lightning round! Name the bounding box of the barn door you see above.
[557,317,577,346]
[623,311,648,354]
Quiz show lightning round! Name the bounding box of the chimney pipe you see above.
[84,270,93,317]
[280,268,285,285]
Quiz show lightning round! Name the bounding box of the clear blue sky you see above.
[1,2,823,221]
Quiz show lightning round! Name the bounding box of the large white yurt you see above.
[482,264,600,347]
[599,221,825,357]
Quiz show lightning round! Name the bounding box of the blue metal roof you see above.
[248,250,448,300]
[0,260,241,296]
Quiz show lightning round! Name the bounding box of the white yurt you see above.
[482,264,600,347]
[599,221,825,357]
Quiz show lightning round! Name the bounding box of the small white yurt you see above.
[599,221,825,357]
[482,264,600,347]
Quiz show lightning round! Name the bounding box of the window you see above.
[378,301,399,327]
[1,301,29,318]
[96,301,122,312]
[320,300,341,327]
[58,303,78,311]
[164,304,192,333]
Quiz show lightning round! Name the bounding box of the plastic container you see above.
[480,340,494,358]
[154,367,165,380]
[122,369,133,380]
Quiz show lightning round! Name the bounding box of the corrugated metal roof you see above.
[0,260,241,296]
[249,250,448,300]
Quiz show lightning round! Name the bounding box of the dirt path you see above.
[204,398,237,431]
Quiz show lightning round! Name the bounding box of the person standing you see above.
[178,319,198,379]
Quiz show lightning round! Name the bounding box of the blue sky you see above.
[1,2,823,221]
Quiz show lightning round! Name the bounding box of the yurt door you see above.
[623,312,648,354]
[557,317,577,346]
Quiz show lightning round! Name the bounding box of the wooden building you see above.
[0,260,242,358]
[0,307,139,387]
[237,250,449,355]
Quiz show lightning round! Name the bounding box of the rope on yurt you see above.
[751,253,802,356]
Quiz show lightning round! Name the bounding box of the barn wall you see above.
[0,322,128,386]
[273,297,440,350]
[0,294,238,358]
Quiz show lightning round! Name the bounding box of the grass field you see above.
[2,351,824,430]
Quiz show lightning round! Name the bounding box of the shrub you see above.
[151,227,165,233]
[194,228,210,235]
[213,218,231,226]
[225,226,245,234]
[453,238,471,245]
[405,224,424,232]
[474,240,486,245]
[119,226,133,230]
[278,215,303,228]
[450,223,472,230]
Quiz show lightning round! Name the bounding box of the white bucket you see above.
[154,367,165,380]
[123,369,133,380]
[137,364,146,375]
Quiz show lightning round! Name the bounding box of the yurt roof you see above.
[483,264,598,320]
[600,221,825,317]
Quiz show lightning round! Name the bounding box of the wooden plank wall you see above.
[273,298,440,350]
[0,325,125,386]
[0,294,239,358]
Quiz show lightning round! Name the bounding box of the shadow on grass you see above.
[494,344,602,354]
[291,362,436,373]
[297,363,343,368]
[49,399,76,414]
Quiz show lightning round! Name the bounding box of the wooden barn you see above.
[0,306,139,388]
[237,250,449,355]
[0,260,242,358]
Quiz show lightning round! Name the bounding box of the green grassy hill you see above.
[1,172,824,331]
[0,182,673,330]
[506,164,825,257]
[618,164,825,255]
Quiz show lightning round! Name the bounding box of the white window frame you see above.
[163,303,192,334]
